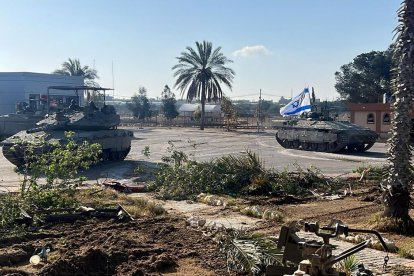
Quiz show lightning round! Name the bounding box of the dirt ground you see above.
[1,185,414,275]
[0,216,230,276]
[1,128,413,275]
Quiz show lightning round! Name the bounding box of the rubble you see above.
[15,204,134,227]
[101,179,147,193]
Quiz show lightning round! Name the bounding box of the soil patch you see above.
[0,216,229,276]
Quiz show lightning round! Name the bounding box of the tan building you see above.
[348,103,414,139]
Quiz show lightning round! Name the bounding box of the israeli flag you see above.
[280,88,312,116]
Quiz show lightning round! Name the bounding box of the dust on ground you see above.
[0,216,230,276]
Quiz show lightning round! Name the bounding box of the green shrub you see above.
[0,193,22,229]
[150,144,344,200]
[0,132,101,231]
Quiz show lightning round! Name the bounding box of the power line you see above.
[228,93,289,99]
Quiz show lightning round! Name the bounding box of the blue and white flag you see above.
[280,88,312,116]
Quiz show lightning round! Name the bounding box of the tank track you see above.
[275,133,375,153]
[102,146,131,162]
[2,144,24,167]
[2,143,132,168]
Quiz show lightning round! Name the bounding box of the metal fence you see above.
[118,113,278,130]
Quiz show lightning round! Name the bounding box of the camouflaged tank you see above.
[2,103,133,167]
[0,113,45,140]
[273,118,378,153]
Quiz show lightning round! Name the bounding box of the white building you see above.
[0,72,84,115]
[177,103,222,124]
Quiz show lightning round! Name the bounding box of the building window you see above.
[367,113,375,124]
[383,113,390,125]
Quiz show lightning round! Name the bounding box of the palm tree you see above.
[382,1,414,226]
[172,41,235,130]
[53,58,99,86]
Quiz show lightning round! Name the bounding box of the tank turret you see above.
[2,86,133,167]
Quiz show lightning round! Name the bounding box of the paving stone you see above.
[296,231,413,272]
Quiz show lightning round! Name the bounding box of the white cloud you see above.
[232,45,272,57]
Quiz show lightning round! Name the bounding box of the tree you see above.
[172,41,235,130]
[161,85,179,124]
[220,96,237,131]
[53,58,99,86]
[260,100,280,117]
[127,87,151,121]
[381,0,414,228]
[335,49,392,103]
[234,101,255,117]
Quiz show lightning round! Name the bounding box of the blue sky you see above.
[0,0,400,101]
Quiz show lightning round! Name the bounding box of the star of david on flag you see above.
[280,88,312,116]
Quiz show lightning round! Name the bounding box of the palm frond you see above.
[336,255,359,275]
[222,230,283,275]
[53,58,99,81]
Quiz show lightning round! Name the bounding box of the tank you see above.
[0,113,45,140]
[1,86,134,167]
[274,118,378,153]
[0,100,49,140]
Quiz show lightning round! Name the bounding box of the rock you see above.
[203,195,215,204]
[215,199,224,206]
[197,218,206,227]
[345,236,356,243]
[186,216,206,228]
[153,205,165,215]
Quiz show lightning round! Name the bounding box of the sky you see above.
[0,0,400,102]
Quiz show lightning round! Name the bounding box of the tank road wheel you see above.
[110,151,122,161]
[2,145,25,167]
[120,146,131,160]
[292,140,300,149]
[284,140,293,148]
[275,134,288,149]
[363,142,375,152]
[317,143,327,152]
[301,142,309,150]
[354,144,365,152]
[346,145,356,151]
[327,142,346,153]
[355,142,375,152]
[309,143,318,151]
[326,142,338,153]
[102,149,111,161]
[117,147,131,160]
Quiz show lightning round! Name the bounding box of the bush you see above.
[149,144,344,200]
[0,132,101,231]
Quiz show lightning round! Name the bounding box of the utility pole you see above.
[257,89,261,133]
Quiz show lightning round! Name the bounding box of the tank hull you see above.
[274,120,378,153]
[2,129,133,167]
[0,114,44,140]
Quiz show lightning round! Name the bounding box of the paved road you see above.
[0,127,388,191]
[128,127,388,175]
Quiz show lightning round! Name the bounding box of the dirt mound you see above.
[39,248,128,276]
[0,216,229,275]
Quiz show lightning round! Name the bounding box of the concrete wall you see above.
[348,103,396,140]
[0,72,83,115]
[353,111,377,131]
